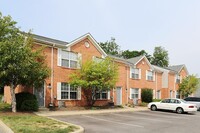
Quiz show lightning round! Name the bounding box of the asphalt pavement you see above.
[50,110,200,133]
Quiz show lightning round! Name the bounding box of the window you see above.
[61,83,77,100]
[176,91,180,99]
[176,75,180,83]
[96,91,108,100]
[130,88,139,99]
[156,90,161,99]
[161,99,170,103]
[170,99,180,104]
[131,68,140,79]
[146,70,154,81]
[93,90,109,100]
[60,50,79,68]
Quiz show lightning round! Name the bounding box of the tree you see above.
[99,37,121,56]
[178,75,199,98]
[69,57,118,106]
[151,46,169,67]
[0,12,50,112]
[121,50,152,61]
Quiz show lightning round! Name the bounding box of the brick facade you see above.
[4,33,189,107]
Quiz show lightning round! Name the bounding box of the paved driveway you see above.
[51,110,200,133]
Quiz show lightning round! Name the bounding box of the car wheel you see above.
[151,105,157,111]
[176,107,184,114]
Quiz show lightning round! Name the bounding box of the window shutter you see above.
[57,48,62,66]
[153,90,155,99]
[130,88,132,99]
[57,82,61,100]
[153,71,156,81]
[138,89,141,99]
[107,91,110,100]
[130,67,132,78]
[180,76,182,83]
[77,53,82,69]
[146,70,148,80]
[77,87,81,100]
[139,69,141,79]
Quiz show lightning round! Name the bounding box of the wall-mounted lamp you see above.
[47,83,52,89]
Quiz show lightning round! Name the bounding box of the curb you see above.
[35,107,148,117]
[47,117,84,133]
[0,120,14,133]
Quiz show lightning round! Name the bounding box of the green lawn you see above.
[0,103,77,133]
[0,113,77,133]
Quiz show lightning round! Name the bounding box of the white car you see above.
[148,98,198,114]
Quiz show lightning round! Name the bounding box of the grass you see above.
[0,102,77,133]
[0,113,77,133]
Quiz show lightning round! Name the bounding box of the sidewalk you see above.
[0,120,14,133]
[35,106,148,117]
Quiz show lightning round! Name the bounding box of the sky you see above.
[1,0,200,76]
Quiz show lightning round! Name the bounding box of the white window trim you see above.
[146,70,154,81]
[58,48,81,69]
[130,67,141,79]
[57,82,81,100]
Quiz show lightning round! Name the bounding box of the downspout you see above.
[51,44,55,103]
[155,72,157,99]
[126,65,129,104]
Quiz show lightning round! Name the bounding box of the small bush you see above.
[0,103,11,111]
[141,88,153,103]
[153,99,162,102]
[139,102,148,107]
[21,100,38,111]
[16,92,38,111]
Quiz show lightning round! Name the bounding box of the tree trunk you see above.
[10,83,16,113]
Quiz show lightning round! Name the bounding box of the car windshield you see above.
[180,99,187,103]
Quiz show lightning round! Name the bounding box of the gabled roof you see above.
[108,54,130,65]
[33,34,68,47]
[66,33,107,57]
[127,55,154,70]
[167,64,189,75]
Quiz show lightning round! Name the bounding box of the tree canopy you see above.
[178,75,199,97]
[70,57,118,106]
[99,37,121,56]
[121,50,152,61]
[0,12,50,112]
[151,46,169,67]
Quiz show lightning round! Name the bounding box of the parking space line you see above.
[112,113,171,123]
[132,111,189,119]
[83,115,144,128]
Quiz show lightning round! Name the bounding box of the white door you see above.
[132,88,139,105]
[116,87,122,105]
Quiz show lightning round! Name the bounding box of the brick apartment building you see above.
[4,33,189,107]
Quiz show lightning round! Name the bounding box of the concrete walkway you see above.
[35,106,148,117]
[0,120,14,133]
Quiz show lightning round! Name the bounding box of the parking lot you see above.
[51,110,200,133]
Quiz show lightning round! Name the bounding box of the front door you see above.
[116,87,122,105]
[132,88,139,105]
[34,84,45,107]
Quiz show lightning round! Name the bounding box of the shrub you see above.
[153,99,162,102]
[16,92,38,111]
[21,100,39,111]
[141,88,153,103]
[139,102,148,107]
